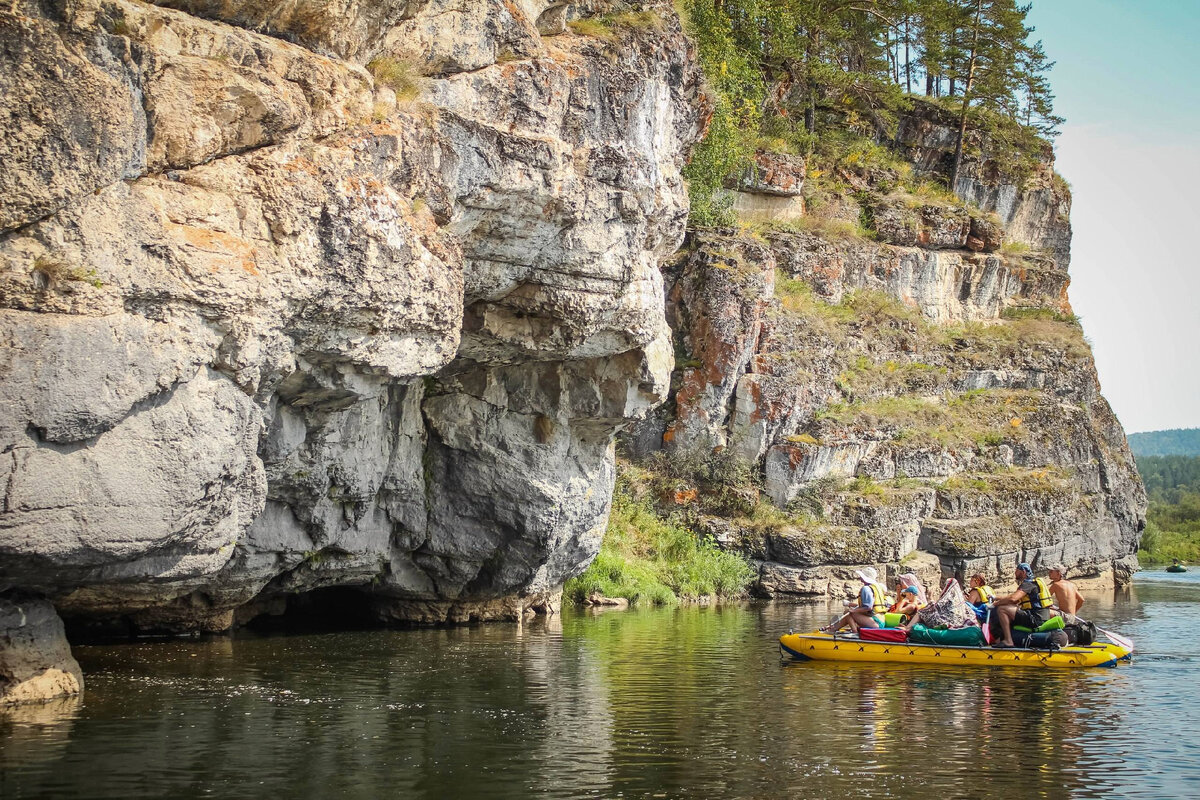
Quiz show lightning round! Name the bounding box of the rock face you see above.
[0,0,700,642]
[0,0,1144,691]
[627,107,1144,601]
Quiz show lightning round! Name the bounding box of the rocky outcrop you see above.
[626,124,1143,600]
[0,0,701,653]
[0,595,83,705]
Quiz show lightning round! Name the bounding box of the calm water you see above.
[3,572,1199,799]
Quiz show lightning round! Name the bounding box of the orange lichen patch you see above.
[786,445,807,469]
[746,378,767,425]
[1009,417,1023,428]
[812,260,843,283]
[281,156,320,177]
[342,175,388,198]
[662,424,676,443]
[170,223,261,276]
[674,372,705,420]
[1058,283,1073,310]
[673,488,698,505]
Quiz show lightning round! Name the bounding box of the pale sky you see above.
[1027,1,1200,434]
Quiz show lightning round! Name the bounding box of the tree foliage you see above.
[1136,455,1200,564]
[679,0,1061,223]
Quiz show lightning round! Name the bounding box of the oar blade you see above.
[1100,627,1134,651]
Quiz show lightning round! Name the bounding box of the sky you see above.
[1025,1,1200,434]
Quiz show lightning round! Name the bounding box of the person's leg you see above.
[996,605,1016,646]
[849,610,879,631]
[822,612,850,633]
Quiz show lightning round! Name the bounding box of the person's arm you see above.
[995,588,1026,608]
[1076,590,1085,610]
[966,588,981,605]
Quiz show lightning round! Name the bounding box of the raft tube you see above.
[780,631,1131,669]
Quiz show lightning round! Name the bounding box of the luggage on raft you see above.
[1013,629,1069,650]
[908,623,986,647]
[859,628,908,643]
[1064,621,1097,646]
[989,613,1065,638]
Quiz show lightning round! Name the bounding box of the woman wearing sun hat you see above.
[822,567,891,633]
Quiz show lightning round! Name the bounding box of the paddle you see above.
[982,606,994,645]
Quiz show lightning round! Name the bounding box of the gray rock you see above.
[0,595,83,705]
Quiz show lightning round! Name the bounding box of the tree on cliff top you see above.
[680,0,1060,223]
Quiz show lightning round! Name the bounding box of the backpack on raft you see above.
[1064,621,1097,646]
[859,628,908,643]
[1025,630,1069,650]
[917,579,978,630]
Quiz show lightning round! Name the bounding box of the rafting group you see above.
[819,562,1094,649]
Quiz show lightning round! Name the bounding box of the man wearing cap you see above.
[990,562,1055,648]
[1048,564,1085,623]
[821,567,891,634]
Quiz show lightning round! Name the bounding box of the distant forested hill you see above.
[1136,454,1200,563]
[1128,429,1200,457]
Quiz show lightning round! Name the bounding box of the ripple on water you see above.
[2,593,1198,799]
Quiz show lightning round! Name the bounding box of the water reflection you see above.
[1,574,1198,799]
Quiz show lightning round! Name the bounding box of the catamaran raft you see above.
[779,630,1133,669]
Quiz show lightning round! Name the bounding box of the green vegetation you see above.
[1129,429,1200,458]
[567,10,665,41]
[999,306,1079,324]
[764,214,875,242]
[367,57,420,102]
[564,475,756,606]
[678,0,1061,225]
[31,254,103,289]
[816,389,1036,449]
[1136,455,1200,564]
[941,316,1089,360]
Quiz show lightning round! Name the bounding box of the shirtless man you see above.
[1048,564,1085,623]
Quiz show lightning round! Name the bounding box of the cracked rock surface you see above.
[0,0,700,651]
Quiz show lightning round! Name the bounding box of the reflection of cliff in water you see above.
[2,595,1194,798]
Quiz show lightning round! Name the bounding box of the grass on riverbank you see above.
[563,482,756,606]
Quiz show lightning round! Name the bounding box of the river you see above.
[3,570,1198,799]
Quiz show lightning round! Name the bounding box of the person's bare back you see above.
[1048,564,1085,619]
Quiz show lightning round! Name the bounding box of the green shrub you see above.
[564,483,755,605]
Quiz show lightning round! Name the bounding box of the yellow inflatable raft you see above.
[780,631,1132,669]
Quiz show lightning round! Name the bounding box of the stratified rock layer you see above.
[0,0,700,636]
[627,106,1144,600]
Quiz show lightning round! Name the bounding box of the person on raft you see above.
[991,562,1056,648]
[965,573,995,607]
[823,568,890,633]
[883,573,926,627]
[1048,564,1085,623]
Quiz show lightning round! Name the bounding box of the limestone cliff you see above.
[0,0,1145,704]
[625,102,1145,600]
[0,0,699,673]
